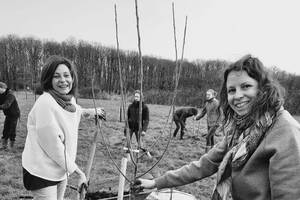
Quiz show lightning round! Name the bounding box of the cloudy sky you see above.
[0,0,299,74]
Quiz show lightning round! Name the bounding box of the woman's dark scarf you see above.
[48,89,76,113]
[211,110,276,200]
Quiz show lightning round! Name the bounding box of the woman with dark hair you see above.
[22,55,106,200]
[134,55,300,200]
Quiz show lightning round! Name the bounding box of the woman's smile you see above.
[226,70,258,116]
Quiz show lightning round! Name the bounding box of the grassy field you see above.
[0,92,299,200]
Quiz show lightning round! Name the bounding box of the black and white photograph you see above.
[0,0,300,199]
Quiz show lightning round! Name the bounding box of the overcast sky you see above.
[0,0,299,74]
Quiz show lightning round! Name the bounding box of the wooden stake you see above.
[114,4,127,123]
[85,121,102,179]
[78,70,102,200]
[198,120,201,136]
[78,120,102,200]
[172,2,179,84]
[136,3,189,179]
[117,157,128,200]
[193,119,195,136]
[134,2,144,198]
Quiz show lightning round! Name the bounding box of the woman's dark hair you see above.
[40,55,78,96]
[219,54,284,126]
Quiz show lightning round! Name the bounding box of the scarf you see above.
[211,111,275,200]
[48,90,76,113]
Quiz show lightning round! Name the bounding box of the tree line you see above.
[0,34,299,114]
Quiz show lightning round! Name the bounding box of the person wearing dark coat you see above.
[127,90,149,143]
[0,82,20,150]
[173,107,198,139]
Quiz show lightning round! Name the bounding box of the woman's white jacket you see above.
[22,92,82,181]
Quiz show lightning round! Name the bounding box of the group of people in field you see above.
[1,54,300,200]
[172,88,221,152]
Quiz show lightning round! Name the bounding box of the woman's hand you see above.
[78,172,87,188]
[75,168,88,189]
[141,131,146,136]
[134,178,156,190]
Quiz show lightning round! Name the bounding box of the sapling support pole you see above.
[114,4,127,124]
[193,119,196,136]
[116,147,143,200]
[78,71,103,200]
[136,4,189,180]
[87,119,102,177]
[133,0,144,199]
[120,106,122,122]
[78,119,102,200]
[117,157,128,200]
[198,120,201,136]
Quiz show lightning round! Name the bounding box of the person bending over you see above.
[173,107,198,140]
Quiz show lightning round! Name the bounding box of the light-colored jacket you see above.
[195,98,220,127]
[22,92,98,181]
[155,109,300,200]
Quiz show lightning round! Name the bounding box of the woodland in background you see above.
[0,34,299,114]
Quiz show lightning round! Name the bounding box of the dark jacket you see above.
[127,101,149,132]
[0,89,20,118]
[173,107,198,121]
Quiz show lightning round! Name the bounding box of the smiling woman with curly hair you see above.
[135,54,300,200]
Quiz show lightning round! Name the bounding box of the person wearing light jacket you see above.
[194,89,221,152]
[135,55,300,200]
[22,55,106,200]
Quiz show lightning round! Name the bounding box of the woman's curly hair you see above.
[219,54,285,127]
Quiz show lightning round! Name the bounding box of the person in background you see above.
[22,55,106,200]
[194,89,221,152]
[0,82,20,151]
[134,54,300,200]
[126,90,149,144]
[173,107,198,140]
